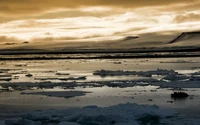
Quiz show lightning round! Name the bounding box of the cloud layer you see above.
[0,0,198,15]
[0,0,200,44]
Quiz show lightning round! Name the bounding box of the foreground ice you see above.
[0,103,181,125]
[1,103,200,125]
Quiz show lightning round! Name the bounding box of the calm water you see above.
[0,57,200,116]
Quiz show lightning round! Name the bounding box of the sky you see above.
[0,0,200,43]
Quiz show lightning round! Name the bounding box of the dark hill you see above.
[169,32,200,44]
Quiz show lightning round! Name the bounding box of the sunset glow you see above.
[0,0,200,43]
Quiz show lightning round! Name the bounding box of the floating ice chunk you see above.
[151,81,200,88]
[160,60,199,63]
[191,71,200,76]
[21,91,91,98]
[0,78,12,81]
[59,76,87,81]
[171,92,189,99]
[100,78,158,88]
[113,62,122,64]
[162,74,189,81]
[93,70,137,76]
[34,76,87,81]
[93,69,178,77]
[55,72,70,76]
[145,69,178,76]
[190,76,200,81]
[25,74,33,77]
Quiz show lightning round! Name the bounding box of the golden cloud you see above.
[174,12,200,23]
[0,0,198,15]
[0,35,21,43]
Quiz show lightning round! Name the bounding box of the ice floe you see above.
[0,68,200,90]
[93,69,178,77]
[21,91,91,98]
[161,74,189,81]
[160,60,199,63]
[191,71,200,76]
[34,76,87,81]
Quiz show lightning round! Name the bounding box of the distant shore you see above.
[0,46,199,55]
[0,46,199,60]
[0,53,200,60]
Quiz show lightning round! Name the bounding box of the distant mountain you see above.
[0,31,199,52]
[169,32,200,44]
